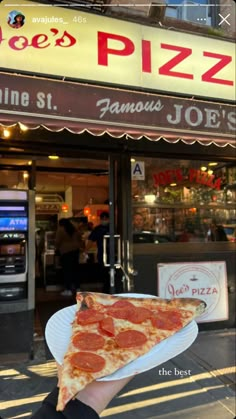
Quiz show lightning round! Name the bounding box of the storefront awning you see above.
[0,73,235,148]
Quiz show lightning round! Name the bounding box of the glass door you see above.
[33,154,124,294]
[0,154,130,294]
[105,153,132,294]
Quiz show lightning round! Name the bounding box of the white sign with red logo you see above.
[157,261,228,323]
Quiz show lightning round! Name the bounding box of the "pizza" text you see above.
[168,284,218,298]
[98,32,234,86]
[192,287,218,295]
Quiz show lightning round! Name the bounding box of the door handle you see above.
[114,235,121,268]
[103,234,121,268]
[103,235,109,266]
[128,267,138,276]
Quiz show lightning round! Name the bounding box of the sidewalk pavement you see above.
[0,329,235,419]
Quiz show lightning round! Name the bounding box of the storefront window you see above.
[0,169,29,190]
[131,158,236,243]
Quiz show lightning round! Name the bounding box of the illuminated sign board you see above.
[0,217,28,231]
[0,0,235,101]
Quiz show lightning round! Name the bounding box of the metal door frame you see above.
[107,155,116,293]
[112,153,134,293]
[107,153,132,293]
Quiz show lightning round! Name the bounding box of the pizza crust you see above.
[84,292,206,317]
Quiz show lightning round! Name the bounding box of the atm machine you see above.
[0,189,35,359]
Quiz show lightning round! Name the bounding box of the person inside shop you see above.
[31,362,133,418]
[133,213,145,232]
[35,228,44,278]
[81,221,96,263]
[177,226,195,242]
[85,211,110,292]
[208,220,228,242]
[55,218,84,296]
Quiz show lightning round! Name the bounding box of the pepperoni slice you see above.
[99,317,115,336]
[77,309,104,325]
[127,307,152,324]
[72,332,105,350]
[106,307,134,320]
[115,330,147,348]
[106,300,135,319]
[70,352,105,372]
[151,310,183,330]
[111,300,134,309]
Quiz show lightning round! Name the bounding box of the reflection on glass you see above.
[132,158,236,243]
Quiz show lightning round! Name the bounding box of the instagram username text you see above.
[31,16,87,24]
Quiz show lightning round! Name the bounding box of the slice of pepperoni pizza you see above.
[57,292,206,411]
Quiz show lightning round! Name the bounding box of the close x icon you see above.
[218,13,231,26]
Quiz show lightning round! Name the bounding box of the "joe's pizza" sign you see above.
[0,0,235,101]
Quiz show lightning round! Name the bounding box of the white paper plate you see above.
[45,293,198,381]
